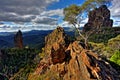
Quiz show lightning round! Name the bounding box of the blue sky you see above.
[47,0,84,9]
[0,0,120,32]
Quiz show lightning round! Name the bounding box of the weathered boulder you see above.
[14,30,23,48]
[83,5,113,32]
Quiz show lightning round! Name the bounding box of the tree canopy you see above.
[63,0,112,48]
[63,0,112,25]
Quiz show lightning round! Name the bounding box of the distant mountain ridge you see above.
[0,28,75,49]
[0,30,52,49]
[0,26,119,49]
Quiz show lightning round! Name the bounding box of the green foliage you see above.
[89,27,120,43]
[89,33,117,43]
[39,48,45,59]
[63,0,111,25]
[89,34,120,59]
[110,50,120,66]
[63,0,112,48]
[64,4,80,24]
[0,48,41,79]
[108,35,120,50]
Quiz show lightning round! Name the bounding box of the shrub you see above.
[108,35,120,51]
[110,50,120,66]
[89,35,120,59]
[0,48,40,79]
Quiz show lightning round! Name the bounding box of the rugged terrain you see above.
[0,5,120,80]
[28,27,120,80]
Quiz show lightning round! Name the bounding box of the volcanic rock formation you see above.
[14,30,23,48]
[83,5,113,32]
[44,27,70,64]
[28,27,119,80]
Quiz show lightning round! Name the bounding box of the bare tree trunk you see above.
[84,38,88,49]
[72,24,85,40]
[72,23,89,49]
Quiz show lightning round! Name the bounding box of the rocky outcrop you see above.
[14,30,23,48]
[28,27,119,80]
[44,27,70,64]
[83,5,113,32]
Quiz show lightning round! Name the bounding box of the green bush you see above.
[89,27,120,43]
[110,50,120,66]
[108,35,120,51]
[0,48,41,79]
[89,34,120,59]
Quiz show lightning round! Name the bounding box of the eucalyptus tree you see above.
[63,0,112,48]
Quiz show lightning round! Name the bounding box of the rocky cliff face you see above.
[14,30,23,48]
[83,5,113,32]
[28,27,119,80]
[43,27,70,64]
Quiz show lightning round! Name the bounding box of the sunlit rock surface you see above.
[28,27,119,80]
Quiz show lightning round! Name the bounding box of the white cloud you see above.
[80,18,88,27]
[0,0,59,23]
[109,0,120,17]
[109,0,120,26]
[41,9,63,17]
[0,0,61,32]
[32,16,58,25]
[0,23,58,32]
[59,17,88,29]
[0,24,4,27]
[59,21,72,27]
[46,0,59,4]
[111,17,120,27]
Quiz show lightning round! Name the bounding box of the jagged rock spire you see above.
[28,27,119,80]
[83,5,113,32]
[14,30,23,48]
